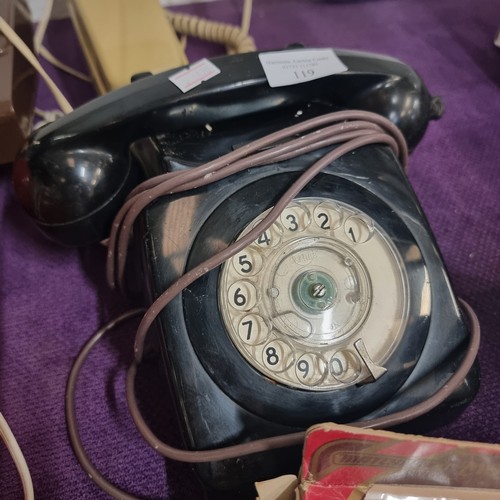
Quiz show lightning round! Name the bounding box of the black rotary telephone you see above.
[13,48,479,494]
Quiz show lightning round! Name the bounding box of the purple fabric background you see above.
[1,0,499,498]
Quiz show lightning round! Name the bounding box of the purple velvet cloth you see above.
[1,0,499,498]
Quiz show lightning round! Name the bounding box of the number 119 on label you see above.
[295,69,315,80]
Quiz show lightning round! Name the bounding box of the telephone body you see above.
[13,49,479,492]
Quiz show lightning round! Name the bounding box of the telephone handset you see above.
[13,48,478,493]
[14,48,438,246]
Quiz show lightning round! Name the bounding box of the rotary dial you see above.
[218,197,409,391]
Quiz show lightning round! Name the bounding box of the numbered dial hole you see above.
[237,314,270,345]
[232,249,263,276]
[279,203,311,233]
[228,281,257,311]
[313,202,343,232]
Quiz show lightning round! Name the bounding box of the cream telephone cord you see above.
[28,0,92,82]
[0,14,73,113]
[167,0,256,54]
[0,13,56,500]
[0,412,34,500]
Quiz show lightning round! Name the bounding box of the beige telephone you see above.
[67,0,188,94]
[67,0,256,94]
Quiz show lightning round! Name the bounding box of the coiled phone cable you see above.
[66,110,480,499]
[166,0,255,55]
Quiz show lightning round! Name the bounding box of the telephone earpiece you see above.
[13,142,141,245]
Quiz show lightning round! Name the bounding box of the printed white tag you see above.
[258,48,348,88]
[169,58,221,93]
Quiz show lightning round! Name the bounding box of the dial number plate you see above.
[218,198,409,391]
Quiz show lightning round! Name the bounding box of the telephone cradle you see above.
[13,48,480,494]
